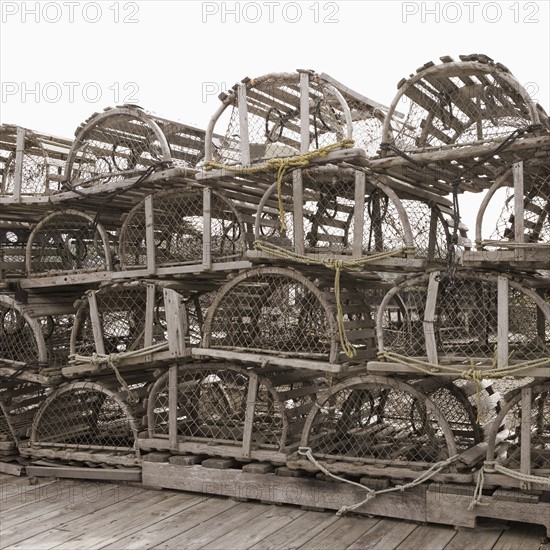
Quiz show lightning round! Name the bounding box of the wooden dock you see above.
[1,473,548,550]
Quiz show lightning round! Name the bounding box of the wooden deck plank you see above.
[153,501,272,549]
[201,505,307,550]
[492,523,547,550]
[249,511,343,550]
[1,481,118,528]
[1,484,147,548]
[51,491,206,550]
[444,526,505,550]
[100,496,239,550]
[297,516,381,550]
[345,518,418,550]
[395,524,457,550]
[0,479,74,514]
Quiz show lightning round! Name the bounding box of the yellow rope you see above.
[204,139,355,232]
[254,240,414,358]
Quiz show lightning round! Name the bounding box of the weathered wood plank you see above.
[346,518,418,550]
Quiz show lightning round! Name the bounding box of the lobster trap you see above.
[119,186,247,273]
[200,266,377,370]
[67,281,195,376]
[142,362,324,462]
[289,374,487,476]
[64,105,206,190]
[467,161,550,268]
[486,381,549,487]
[376,270,550,369]
[374,55,550,195]
[24,378,150,466]
[26,209,114,276]
[0,125,71,198]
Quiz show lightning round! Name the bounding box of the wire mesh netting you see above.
[489,167,550,246]
[0,126,51,196]
[148,365,322,451]
[119,188,245,269]
[0,381,47,441]
[488,383,549,473]
[67,109,168,188]
[0,300,42,365]
[204,269,335,359]
[303,377,455,465]
[72,283,169,356]
[31,382,140,452]
[28,211,113,275]
[379,272,550,363]
[211,73,351,167]
[0,227,30,277]
[384,58,540,152]
[41,314,74,368]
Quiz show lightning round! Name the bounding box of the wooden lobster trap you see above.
[485,380,549,490]
[22,377,151,466]
[466,160,550,268]
[374,270,549,371]
[0,380,47,454]
[118,186,248,276]
[25,208,115,277]
[65,105,206,190]
[287,374,498,477]
[141,362,325,463]
[250,164,467,270]
[197,266,379,372]
[371,55,550,196]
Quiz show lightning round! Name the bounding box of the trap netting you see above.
[0,226,30,277]
[203,267,375,363]
[487,382,549,476]
[299,375,457,468]
[207,71,352,168]
[378,271,550,365]
[0,126,50,196]
[0,381,47,443]
[119,187,246,269]
[30,380,146,461]
[40,314,74,369]
[65,106,171,189]
[484,166,550,247]
[382,55,544,153]
[27,210,114,276]
[71,282,173,357]
[147,364,321,452]
[0,295,46,367]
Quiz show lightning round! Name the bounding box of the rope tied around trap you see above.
[69,342,169,403]
[254,241,415,358]
[468,460,550,510]
[204,139,356,233]
[298,446,459,516]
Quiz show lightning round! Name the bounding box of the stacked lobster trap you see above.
[0,55,549,533]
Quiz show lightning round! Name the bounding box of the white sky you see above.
[1,0,549,233]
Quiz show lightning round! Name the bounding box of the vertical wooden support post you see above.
[353,171,365,258]
[169,365,178,452]
[144,194,156,275]
[427,208,439,261]
[144,283,156,348]
[520,386,532,490]
[163,288,187,357]
[497,276,509,369]
[203,187,212,270]
[424,271,440,365]
[293,170,305,255]
[13,127,25,202]
[88,291,105,355]
[536,289,546,342]
[299,71,310,155]
[242,371,259,459]
[237,83,251,166]
[513,162,525,261]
